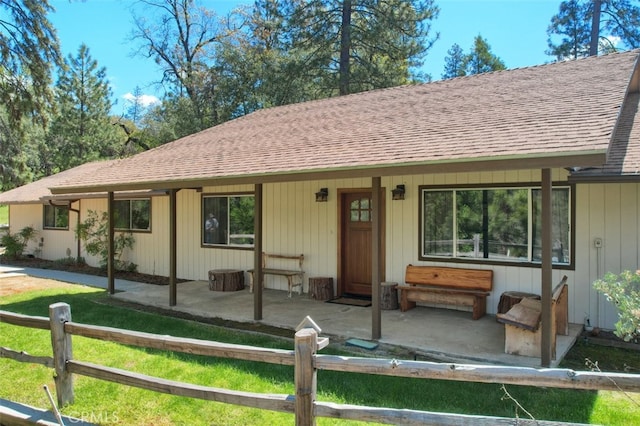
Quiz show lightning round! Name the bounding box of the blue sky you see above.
[49,0,561,116]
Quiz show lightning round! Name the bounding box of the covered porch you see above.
[110,279,582,368]
[43,52,638,371]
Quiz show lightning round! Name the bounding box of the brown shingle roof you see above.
[571,92,640,180]
[50,50,639,193]
[0,161,114,204]
[0,160,165,204]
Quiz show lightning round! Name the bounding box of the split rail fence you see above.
[2,302,640,425]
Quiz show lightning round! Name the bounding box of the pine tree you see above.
[285,0,439,96]
[47,44,121,172]
[464,35,506,75]
[0,0,60,189]
[547,0,640,60]
[442,43,466,79]
[546,0,591,59]
[0,0,60,125]
[441,36,505,79]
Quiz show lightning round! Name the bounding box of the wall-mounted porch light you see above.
[391,184,406,200]
[315,188,329,202]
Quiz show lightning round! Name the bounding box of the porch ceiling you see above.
[49,51,639,195]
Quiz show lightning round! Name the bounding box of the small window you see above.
[203,194,254,247]
[114,199,150,231]
[350,197,372,222]
[43,205,69,230]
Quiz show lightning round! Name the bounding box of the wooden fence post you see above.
[49,302,74,406]
[295,328,317,426]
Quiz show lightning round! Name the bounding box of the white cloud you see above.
[608,36,621,47]
[123,92,160,107]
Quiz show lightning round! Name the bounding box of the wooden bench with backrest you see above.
[397,265,493,320]
[248,252,304,297]
[496,276,569,359]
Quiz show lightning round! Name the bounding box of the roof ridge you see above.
[435,48,640,84]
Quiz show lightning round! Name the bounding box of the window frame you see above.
[113,198,151,232]
[201,192,255,249]
[418,182,575,270]
[43,204,69,230]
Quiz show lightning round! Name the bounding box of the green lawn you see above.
[0,204,7,225]
[1,287,638,425]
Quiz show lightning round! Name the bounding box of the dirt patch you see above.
[0,275,79,297]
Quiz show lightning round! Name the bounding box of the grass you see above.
[1,287,639,425]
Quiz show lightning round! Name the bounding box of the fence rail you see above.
[316,354,639,391]
[2,303,640,425]
[66,359,295,412]
[65,321,295,365]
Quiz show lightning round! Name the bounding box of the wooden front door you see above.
[340,191,374,296]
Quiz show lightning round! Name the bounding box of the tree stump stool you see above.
[497,291,539,319]
[380,282,399,310]
[208,269,244,291]
[309,277,334,301]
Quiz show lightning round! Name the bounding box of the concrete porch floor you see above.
[112,279,581,368]
[0,265,582,368]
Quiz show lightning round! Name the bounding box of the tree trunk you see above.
[208,269,245,291]
[339,0,352,96]
[309,277,334,301]
[590,0,602,56]
[380,282,399,310]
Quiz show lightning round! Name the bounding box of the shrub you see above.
[593,270,640,342]
[53,256,86,268]
[0,226,38,259]
[76,210,137,272]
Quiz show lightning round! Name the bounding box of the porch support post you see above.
[107,191,115,295]
[75,201,81,261]
[541,168,553,367]
[254,183,263,320]
[371,177,382,340]
[169,189,178,306]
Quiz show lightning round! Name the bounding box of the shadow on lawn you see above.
[1,291,599,423]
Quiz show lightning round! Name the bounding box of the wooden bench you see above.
[397,265,493,320]
[248,252,304,297]
[496,276,569,359]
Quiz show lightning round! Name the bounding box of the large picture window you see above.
[202,194,254,247]
[421,185,571,266]
[114,199,150,231]
[43,205,69,229]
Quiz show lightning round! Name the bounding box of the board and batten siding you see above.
[8,197,172,277]
[574,182,640,330]
[6,170,638,331]
[8,204,77,261]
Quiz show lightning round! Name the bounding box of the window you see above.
[114,199,150,231]
[43,205,69,229]
[421,185,571,266]
[203,194,254,247]
[350,197,371,222]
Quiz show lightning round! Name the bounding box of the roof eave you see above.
[41,189,170,202]
[49,151,607,195]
